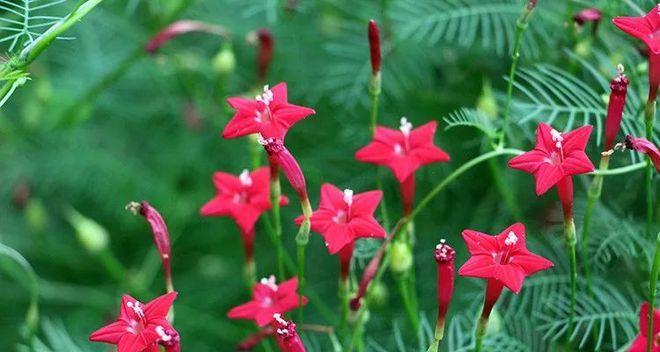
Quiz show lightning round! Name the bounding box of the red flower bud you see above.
[573,8,602,26]
[257,29,274,81]
[368,20,381,74]
[145,20,227,54]
[604,65,629,150]
[272,314,306,352]
[350,244,384,311]
[625,135,660,171]
[433,240,455,339]
[127,201,173,292]
[260,136,308,201]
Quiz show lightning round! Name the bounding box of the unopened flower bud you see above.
[213,42,236,75]
[66,208,109,254]
[625,135,660,171]
[127,201,174,292]
[272,314,306,352]
[145,20,227,54]
[368,20,381,74]
[25,199,47,233]
[260,136,308,201]
[433,240,456,341]
[389,241,412,273]
[604,65,629,150]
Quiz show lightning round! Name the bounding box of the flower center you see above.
[260,275,278,291]
[398,117,413,152]
[125,300,146,334]
[549,128,565,163]
[332,210,347,224]
[493,231,518,265]
[254,85,275,123]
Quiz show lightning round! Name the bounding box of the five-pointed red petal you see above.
[458,223,553,294]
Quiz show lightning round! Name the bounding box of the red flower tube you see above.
[433,239,455,340]
[350,243,384,311]
[127,201,174,293]
[630,302,660,352]
[626,135,660,171]
[604,65,630,151]
[368,20,381,75]
[272,313,306,352]
[260,136,309,203]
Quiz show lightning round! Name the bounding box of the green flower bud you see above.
[24,199,47,233]
[66,209,108,254]
[367,281,388,307]
[213,43,236,75]
[390,242,413,273]
[486,307,502,334]
[477,79,498,119]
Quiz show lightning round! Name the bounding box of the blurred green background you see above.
[1,0,659,351]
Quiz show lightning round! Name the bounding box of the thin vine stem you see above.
[498,0,537,148]
[644,96,656,239]
[648,232,660,352]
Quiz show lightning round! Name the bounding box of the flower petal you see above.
[508,150,547,174]
[494,264,526,294]
[512,253,554,275]
[561,125,592,152]
[458,255,496,278]
[349,217,386,239]
[533,163,563,196]
[351,190,382,216]
[89,321,129,344]
[199,197,232,217]
[355,140,395,165]
[321,224,353,254]
[462,229,499,255]
[118,333,147,352]
[143,292,178,319]
[562,151,595,175]
[318,183,346,211]
[227,301,262,321]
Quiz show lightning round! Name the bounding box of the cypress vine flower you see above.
[458,223,554,294]
[604,65,630,151]
[458,224,553,351]
[507,123,594,199]
[433,240,455,341]
[223,83,316,140]
[297,184,386,254]
[260,136,310,203]
[89,292,180,352]
[613,5,660,97]
[630,302,660,352]
[145,20,227,54]
[625,135,660,171]
[228,276,308,327]
[355,118,450,215]
[272,313,306,352]
[200,167,289,263]
[126,201,174,293]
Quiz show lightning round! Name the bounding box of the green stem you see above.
[0,0,106,105]
[645,96,656,239]
[647,232,660,352]
[410,148,523,220]
[487,157,522,220]
[498,1,536,147]
[369,71,381,135]
[295,197,313,324]
[395,272,419,333]
[339,278,350,332]
[565,217,577,337]
[590,162,645,175]
[270,166,285,281]
[474,317,488,352]
[581,155,609,289]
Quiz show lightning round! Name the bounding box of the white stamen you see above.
[260,275,279,291]
[616,64,624,75]
[155,326,172,342]
[257,133,268,145]
[126,301,144,319]
[255,85,274,105]
[399,117,412,136]
[273,313,288,326]
[343,189,354,207]
[239,169,253,187]
[550,128,563,149]
[505,231,518,246]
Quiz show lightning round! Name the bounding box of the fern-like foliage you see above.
[443,107,498,138]
[534,280,638,350]
[0,0,67,53]
[510,62,657,147]
[18,319,85,352]
[390,0,556,58]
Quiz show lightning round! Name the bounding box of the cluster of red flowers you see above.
[87,5,660,352]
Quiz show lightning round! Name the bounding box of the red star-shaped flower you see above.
[508,123,594,196]
[355,118,450,183]
[200,167,288,233]
[228,276,308,327]
[223,83,316,140]
[297,184,386,254]
[458,223,554,293]
[89,292,180,352]
[613,5,660,54]
[630,302,660,352]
